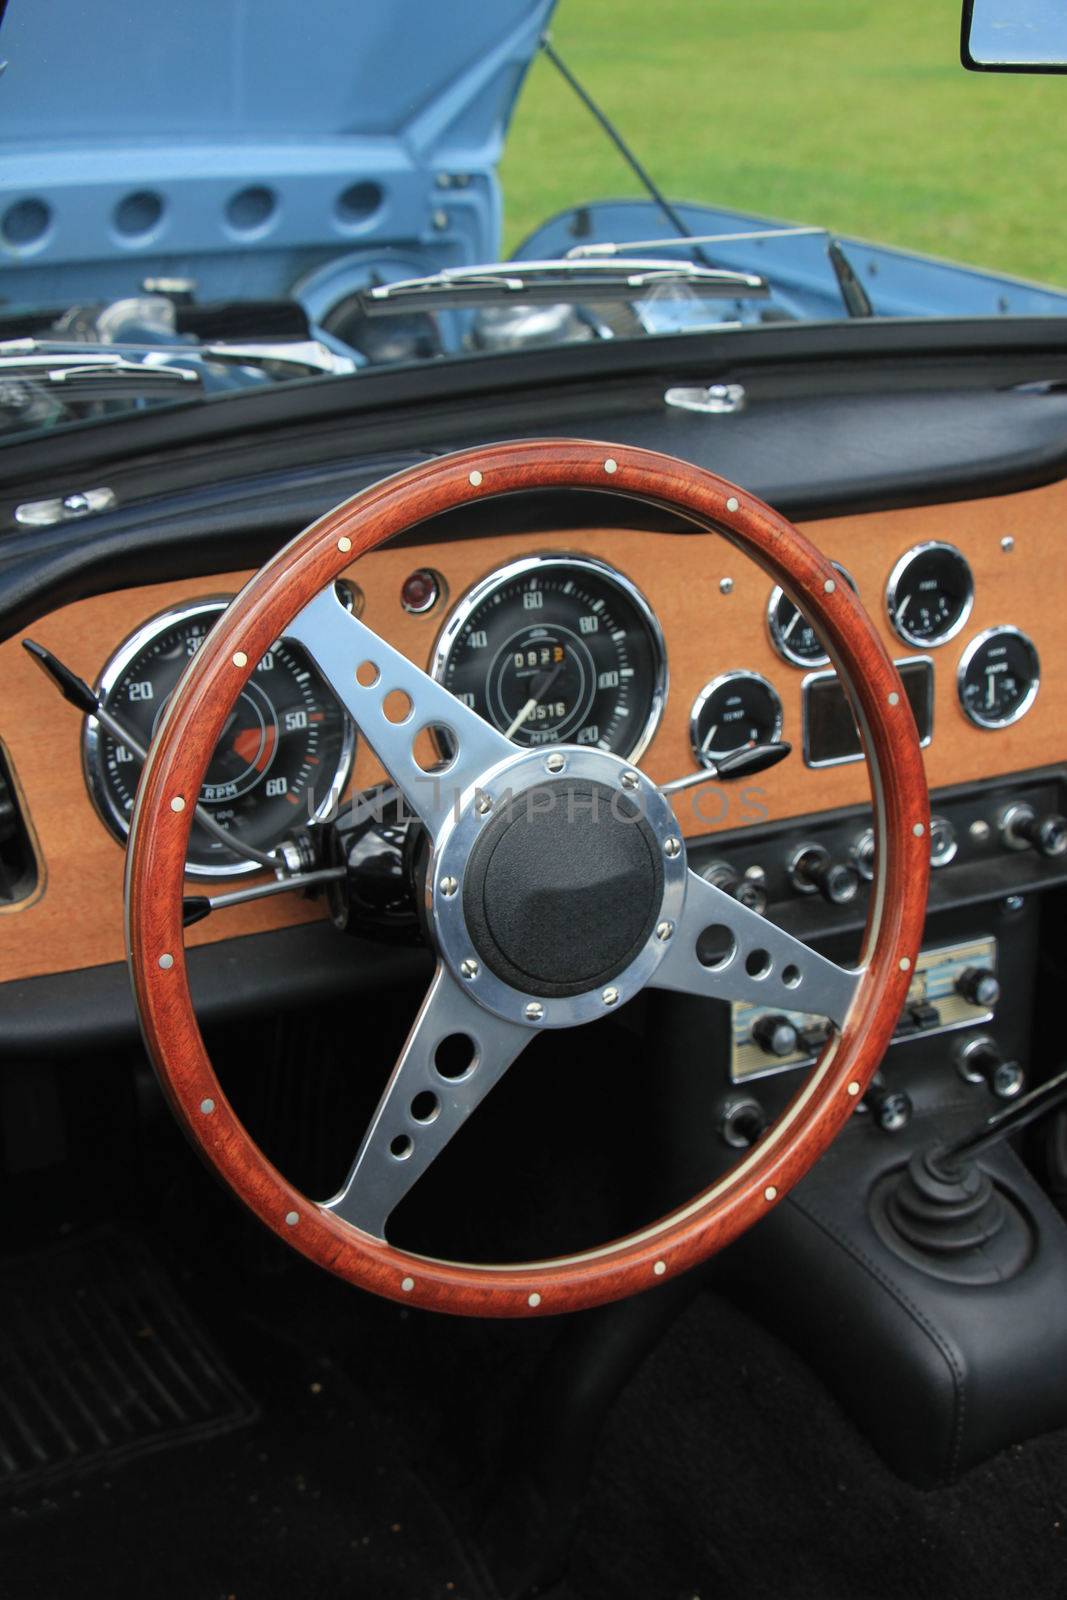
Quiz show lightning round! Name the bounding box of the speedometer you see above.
[83,598,355,876]
[432,555,667,760]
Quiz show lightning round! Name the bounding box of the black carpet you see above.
[0,1230,255,1501]
[1,1246,488,1600]
[565,1290,1067,1600]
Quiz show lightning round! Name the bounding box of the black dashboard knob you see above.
[956,966,1000,1008]
[1029,814,1067,857]
[862,1074,913,1133]
[752,1012,799,1057]
[790,844,860,905]
[702,860,768,915]
[954,1036,1025,1099]
[1000,803,1067,858]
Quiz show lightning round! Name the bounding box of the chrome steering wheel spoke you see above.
[650,868,860,1026]
[286,584,516,839]
[325,962,533,1238]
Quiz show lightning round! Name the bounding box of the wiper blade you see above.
[360,258,769,314]
[0,339,201,397]
[0,335,356,401]
[569,229,877,319]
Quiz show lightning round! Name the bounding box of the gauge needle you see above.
[700,723,719,754]
[504,658,565,740]
[781,610,801,642]
[232,725,277,773]
[896,595,912,624]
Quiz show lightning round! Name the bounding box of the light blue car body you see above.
[2,0,1066,329]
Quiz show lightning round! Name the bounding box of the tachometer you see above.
[83,598,355,876]
[432,555,667,760]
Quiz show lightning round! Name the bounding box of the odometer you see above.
[887,542,973,648]
[957,626,1040,729]
[83,598,355,876]
[432,555,667,760]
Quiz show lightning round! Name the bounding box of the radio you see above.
[730,936,998,1082]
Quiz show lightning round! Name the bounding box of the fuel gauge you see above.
[886,542,973,648]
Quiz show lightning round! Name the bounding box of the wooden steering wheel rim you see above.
[126,440,929,1317]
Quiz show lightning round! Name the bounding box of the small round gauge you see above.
[432,555,667,760]
[690,671,783,768]
[83,598,355,876]
[886,542,973,648]
[957,626,1040,729]
[767,563,856,667]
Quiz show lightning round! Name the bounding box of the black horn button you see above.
[462,779,665,999]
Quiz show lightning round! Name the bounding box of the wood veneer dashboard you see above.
[2,475,1065,983]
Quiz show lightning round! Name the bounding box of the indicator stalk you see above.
[23,636,282,872]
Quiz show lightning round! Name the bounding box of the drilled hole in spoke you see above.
[696,925,736,970]
[382,688,414,724]
[413,724,457,772]
[745,948,772,979]
[410,1090,440,1124]
[389,1134,413,1161]
[435,1033,476,1081]
[782,964,802,989]
[356,660,379,687]
[335,579,364,616]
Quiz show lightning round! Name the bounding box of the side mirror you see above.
[962,0,1067,72]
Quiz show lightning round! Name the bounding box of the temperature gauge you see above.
[887,542,973,647]
[957,626,1039,729]
[690,671,783,767]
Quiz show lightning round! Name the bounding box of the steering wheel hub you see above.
[462,776,666,998]
[429,746,688,1027]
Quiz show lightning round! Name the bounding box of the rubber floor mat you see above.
[0,1229,256,1499]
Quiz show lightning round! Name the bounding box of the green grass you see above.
[500,0,1067,287]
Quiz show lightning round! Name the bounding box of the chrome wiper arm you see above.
[0,339,202,396]
[0,334,357,399]
[569,229,877,319]
[360,257,768,314]
[568,227,829,258]
[200,338,357,375]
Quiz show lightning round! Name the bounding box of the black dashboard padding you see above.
[7,365,1067,637]
[735,1109,1067,1486]
[0,924,430,1061]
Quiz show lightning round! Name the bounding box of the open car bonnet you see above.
[0,0,556,316]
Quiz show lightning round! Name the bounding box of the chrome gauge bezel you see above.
[885,540,974,649]
[430,552,669,763]
[801,653,934,769]
[956,625,1040,730]
[82,596,357,878]
[689,670,784,770]
[766,561,856,668]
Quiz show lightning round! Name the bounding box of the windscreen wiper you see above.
[0,335,356,400]
[359,258,769,315]
[569,229,875,319]
[0,339,202,398]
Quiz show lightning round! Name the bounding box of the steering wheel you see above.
[126,440,928,1317]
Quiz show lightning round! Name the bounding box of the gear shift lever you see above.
[870,1065,1067,1285]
